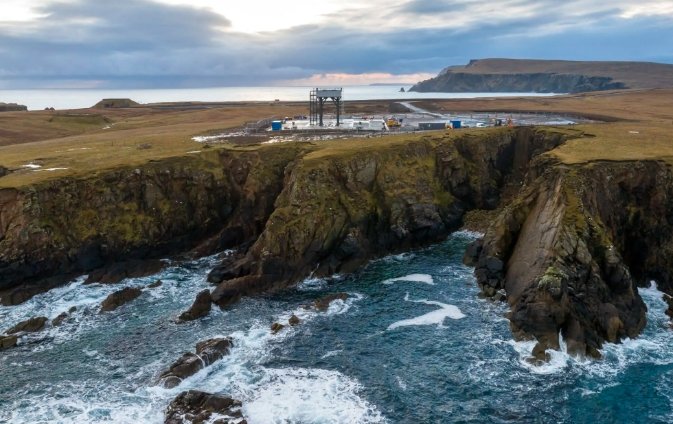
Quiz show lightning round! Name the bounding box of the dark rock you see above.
[159,353,203,389]
[6,316,48,334]
[52,312,68,327]
[0,335,18,350]
[179,289,212,321]
[148,280,163,288]
[159,338,233,388]
[313,293,349,311]
[100,287,142,312]
[164,390,244,424]
[462,239,483,267]
[195,338,233,365]
[288,314,300,326]
[270,323,284,334]
[0,166,9,178]
[85,259,164,285]
[68,306,77,313]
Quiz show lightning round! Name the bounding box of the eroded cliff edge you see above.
[466,157,673,358]
[4,126,667,359]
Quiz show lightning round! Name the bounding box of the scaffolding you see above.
[309,88,343,127]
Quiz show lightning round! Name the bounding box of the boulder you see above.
[195,338,233,365]
[85,259,164,284]
[179,289,212,321]
[288,314,300,326]
[100,287,142,312]
[165,390,244,424]
[270,323,284,334]
[313,293,349,311]
[6,316,48,334]
[148,280,163,288]
[0,335,18,350]
[52,312,68,327]
[159,338,233,388]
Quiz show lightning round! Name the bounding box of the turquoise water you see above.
[1,232,672,423]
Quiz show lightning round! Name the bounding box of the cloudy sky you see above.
[1,0,672,88]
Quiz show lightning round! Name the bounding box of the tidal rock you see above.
[195,338,233,365]
[178,289,212,321]
[148,280,163,289]
[52,312,68,327]
[288,314,300,326]
[313,293,349,311]
[6,316,48,334]
[270,323,284,334]
[159,338,233,388]
[164,390,244,424]
[0,335,18,350]
[68,306,77,313]
[100,287,142,312]
[85,259,164,285]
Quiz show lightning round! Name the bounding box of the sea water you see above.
[1,232,672,423]
[0,86,556,111]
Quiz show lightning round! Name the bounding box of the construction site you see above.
[192,88,590,145]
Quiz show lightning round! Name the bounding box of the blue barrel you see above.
[450,120,462,129]
[271,120,282,131]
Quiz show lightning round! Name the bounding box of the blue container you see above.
[450,120,462,129]
[271,120,282,131]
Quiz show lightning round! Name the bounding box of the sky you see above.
[0,0,672,88]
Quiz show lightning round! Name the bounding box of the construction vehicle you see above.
[386,118,401,128]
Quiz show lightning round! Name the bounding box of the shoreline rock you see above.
[159,338,233,388]
[164,390,245,424]
[100,287,142,312]
[178,289,212,321]
[6,317,48,334]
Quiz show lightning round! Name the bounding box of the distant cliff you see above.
[410,58,673,94]
[0,103,27,112]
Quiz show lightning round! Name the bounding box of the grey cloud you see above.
[0,0,671,88]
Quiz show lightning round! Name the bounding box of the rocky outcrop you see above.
[159,338,233,388]
[0,335,18,350]
[6,316,48,334]
[100,287,142,312]
[179,289,212,321]
[208,128,572,307]
[165,390,245,424]
[0,144,306,305]
[84,260,164,284]
[469,157,673,357]
[410,72,624,94]
[313,293,349,311]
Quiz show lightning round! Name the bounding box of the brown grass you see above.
[1,89,672,187]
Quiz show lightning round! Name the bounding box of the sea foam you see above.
[387,294,465,330]
[382,273,435,285]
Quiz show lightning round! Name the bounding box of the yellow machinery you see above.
[386,118,401,127]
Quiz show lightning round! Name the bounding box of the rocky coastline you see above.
[1,125,671,361]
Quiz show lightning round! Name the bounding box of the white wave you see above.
[321,350,343,359]
[387,294,465,330]
[380,252,416,263]
[382,274,434,286]
[452,229,483,239]
[243,368,386,424]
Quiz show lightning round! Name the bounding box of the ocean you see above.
[0,86,556,111]
[1,232,672,423]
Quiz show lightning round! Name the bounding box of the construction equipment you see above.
[386,118,401,127]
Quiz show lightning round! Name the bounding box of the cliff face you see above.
[409,73,625,93]
[0,145,306,304]
[208,128,570,306]
[466,157,673,357]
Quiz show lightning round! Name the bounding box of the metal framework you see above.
[309,88,343,127]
